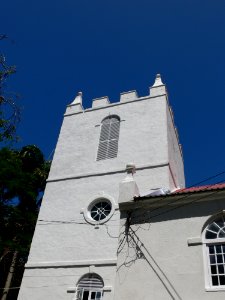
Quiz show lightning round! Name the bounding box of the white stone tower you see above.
[18,74,185,300]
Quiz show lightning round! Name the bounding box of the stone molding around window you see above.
[81,193,118,225]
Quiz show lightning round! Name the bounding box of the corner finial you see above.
[71,91,83,105]
[65,91,84,115]
[152,74,164,87]
[126,163,136,175]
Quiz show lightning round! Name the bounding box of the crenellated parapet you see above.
[65,74,168,116]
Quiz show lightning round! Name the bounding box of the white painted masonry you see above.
[115,188,225,300]
[18,74,185,300]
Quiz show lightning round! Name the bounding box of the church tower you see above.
[18,74,185,300]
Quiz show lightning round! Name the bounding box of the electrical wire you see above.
[185,170,225,189]
[29,169,225,227]
[2,174,225,292]
[132,176,225,222]
[133,178,225,224]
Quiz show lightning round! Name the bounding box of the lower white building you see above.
[115,172,225,300]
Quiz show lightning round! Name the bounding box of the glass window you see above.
[90,201,112,222]
[204,215,225,288]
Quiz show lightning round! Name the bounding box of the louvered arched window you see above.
[96,115,120,161]
[76,273,104,300]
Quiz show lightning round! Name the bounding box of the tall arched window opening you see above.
[76,273,104,300]
[203,214,225,289]
[96,115,120,161]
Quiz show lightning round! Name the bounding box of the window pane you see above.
[91,292,96,299]
[90,201,111,221]
[218,265,224,274]
[215,219,224,228]
[219,231,225,238]
[217,255,223,264]
[208,223,220,233]
[206,231,217,239]
[223,245,225,253]
[211,265,217,274]
[216,245,222,253]
[212,276,219,286]
[209,246,215,254]
[96,292,102,300]
[83,291,89,300]
[91,211,98,219]
[219,275,225,285]
[104,203,111,211]
[99,213,105,220]
[210,255,216,264]
[77,290,83,300]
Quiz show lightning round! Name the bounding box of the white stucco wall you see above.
[166,105,185,190]
[19,265,116,300]
[49,95,169,180]
[115,196,225,300]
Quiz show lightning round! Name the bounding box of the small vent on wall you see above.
[97,116,120,161]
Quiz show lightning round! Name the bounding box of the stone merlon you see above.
[92,96,110,108]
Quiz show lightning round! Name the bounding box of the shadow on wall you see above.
[129,191,225,224]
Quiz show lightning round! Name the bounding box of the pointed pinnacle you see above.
[152,74,164,87]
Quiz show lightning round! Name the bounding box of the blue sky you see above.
[1,0,225,187]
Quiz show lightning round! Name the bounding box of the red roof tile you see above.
[174,183,225,194]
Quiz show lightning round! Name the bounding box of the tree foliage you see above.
[0,145,50,250]
[0,34,50,299]
[0,145,50,299]
[0,34,20,143]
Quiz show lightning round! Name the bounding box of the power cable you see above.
[186,170,225,189]
[133,179,225,224]
[133,175,225,221]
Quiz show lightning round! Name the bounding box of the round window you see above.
[82,194,118,225]
[90,201,112,222]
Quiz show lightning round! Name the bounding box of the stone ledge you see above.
[67,286,112,293]
[187,237,202,246]
[25,259,117,269]
[47,162,169,182]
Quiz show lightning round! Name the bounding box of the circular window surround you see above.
[81,193,118,225]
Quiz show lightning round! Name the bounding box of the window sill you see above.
[67,286,112,293]
[205,287,225,292]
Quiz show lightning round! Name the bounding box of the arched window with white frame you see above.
[203,214,225,289]
[96,115,120,161]
[75,273,104,300]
